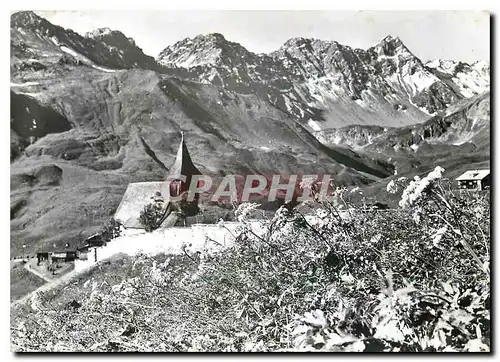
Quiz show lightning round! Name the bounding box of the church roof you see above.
[114,182,164,228]
[167,132,202,180]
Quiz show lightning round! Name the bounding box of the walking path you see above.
[11,221,263,310]
[24,262,52,283]
[11,266,88,310]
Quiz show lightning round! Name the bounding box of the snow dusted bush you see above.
[11,166,489,352]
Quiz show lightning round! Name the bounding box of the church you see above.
[114,132,203,230]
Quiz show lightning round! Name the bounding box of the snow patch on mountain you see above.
[355,99,365,107]
[407,71,440,94]
[60,46,79,57]
[91,64,115,73]
[59,44,116,72]
[308,119,322,131]
[11,81,40,87]
[407,96,435,116]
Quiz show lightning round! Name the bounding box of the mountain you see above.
[157,34,489,129]
[316,92,489,150]
[11,11,162,72]
[316,91,490,178]
[10,11,398,256]
[426,59,490,98]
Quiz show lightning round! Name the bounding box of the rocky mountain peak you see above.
[11,11,52,31]
[372,34,412,58]
[85,27,113,38]
[157,33,250,69]
[11,10,40,24]
[282,37,314,48]
[86,27,137,48]
[194,32,227,43]
[276,37,343,55]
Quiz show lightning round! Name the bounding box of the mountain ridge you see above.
[156,30,489,129]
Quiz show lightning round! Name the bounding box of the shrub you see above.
[100,218,123,242]
[138,202,166,232]
[173,198,200,217]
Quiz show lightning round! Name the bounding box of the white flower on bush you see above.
[413,209,421,224]
[315,208,328,219]
[370,234,382,245]
[473,205,485,219]
[301,309,327,329]
[150,261,165,285]
[386,180,398,194]
[341,273,355,284]
[431,226,448,247]
[373,319,407,343]
[399,166,445,208]
[235,202,261,222]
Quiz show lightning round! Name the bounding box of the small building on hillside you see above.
[50,251,78,263]
[36,243,79,265]
[79,233,106,250]
[456,169,491,191]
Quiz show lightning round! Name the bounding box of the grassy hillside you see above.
[10,262,46,302]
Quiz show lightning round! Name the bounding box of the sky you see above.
[35,10,490,63]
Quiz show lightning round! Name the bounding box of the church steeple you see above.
[167,131,202,181]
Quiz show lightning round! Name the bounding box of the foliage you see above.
[172,196,200,218]
[11,166,490,352]
[138,202,166,232]
[100,218,124,243]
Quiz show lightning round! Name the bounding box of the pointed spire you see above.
[167,131,202,180]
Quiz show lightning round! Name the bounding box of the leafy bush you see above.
[138,202,166,232]
[100,218,123,243]
[172,197,200,218]
[11,167,490,352]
